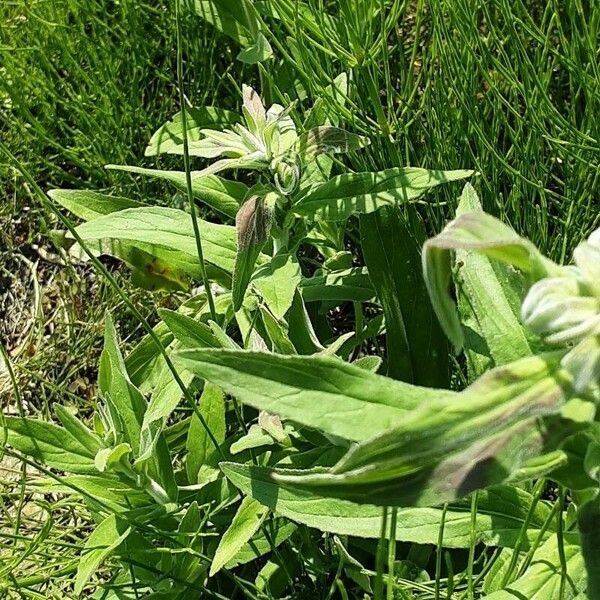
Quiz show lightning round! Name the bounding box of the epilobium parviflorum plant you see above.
[4,87,598,600]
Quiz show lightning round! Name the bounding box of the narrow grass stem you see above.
[175,0,217,323]
[500,478,546,588]
[556,487,568,599]
[467,491,479,600]
[435,503,449,600]
[374,506,389,600]
[387,507,398,600]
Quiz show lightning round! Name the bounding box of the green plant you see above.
[4,1,600,598]
[6,103,600,599]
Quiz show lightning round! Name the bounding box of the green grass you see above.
[1,0,242,194]
[1,0,599,598]
[255,0,599,260]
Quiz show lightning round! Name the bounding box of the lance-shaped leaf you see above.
[186,383,226,485]
[99,316,146,456]
[232,196,273,311]
[222,464,555,549]
[423,209,559,349]
[210,496,268,576]
[48,189,146,221]
[99,316,178,498]
[75,514,131,595]
[71,206,239,282]
[125,321,174,391]
[226,519,297,568]
[251,252,301,319]
[258,306,297,354]
[361,206,449,386]
[173,349,457,442]
[454,184,532,375]
[172,503,207,585]
[106,165,248,219]
[136,368,195,466]
[300,73,348,194]
[159,308,222,349]
[241,84,267,137]
[274,353,573,507]
[145,106,242,156]
[3,417,99,474]
[293,167,473,221]
[295,126,369,162]
[483,533,587,599]
[35,475,149,514]
[300,268,375,303]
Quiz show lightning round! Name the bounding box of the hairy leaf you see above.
[222,464,554,548]
[295,126,369,161]
[226,519,296,568]
[3,417,98,474]
[106,165,247,219]
[48,189,145,221]
[275,354,572,506]
[99,316,146,456]
[300,268,374,303]
[159,309,222,349]
[210,496,268,576]
[186,383,226,485]
[482,533,586,599]
[294,167,473,220]
[145,106,242,156]
[173,349,456,442]
[72,206,240,282]
[75,514,131,595]
[423,207,558,349]
[252,252,301,319]
[455,184,532,374]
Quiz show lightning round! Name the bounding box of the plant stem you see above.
[500,477,546,587]
[387,507,398,600]
[435,503,449,600]
[374,506,389,600]
[467,491,479,600]
[175,0,217,322]
[557,487,568,599]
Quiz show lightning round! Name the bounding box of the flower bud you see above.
[521,275,600,345]
[271,154,301,195]
[574,241,600,297]
[560,334,600,399]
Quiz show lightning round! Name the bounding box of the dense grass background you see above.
[1,0,599,597]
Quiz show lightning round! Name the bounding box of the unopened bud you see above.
[521,275,600,345]
[271,154,300,195]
